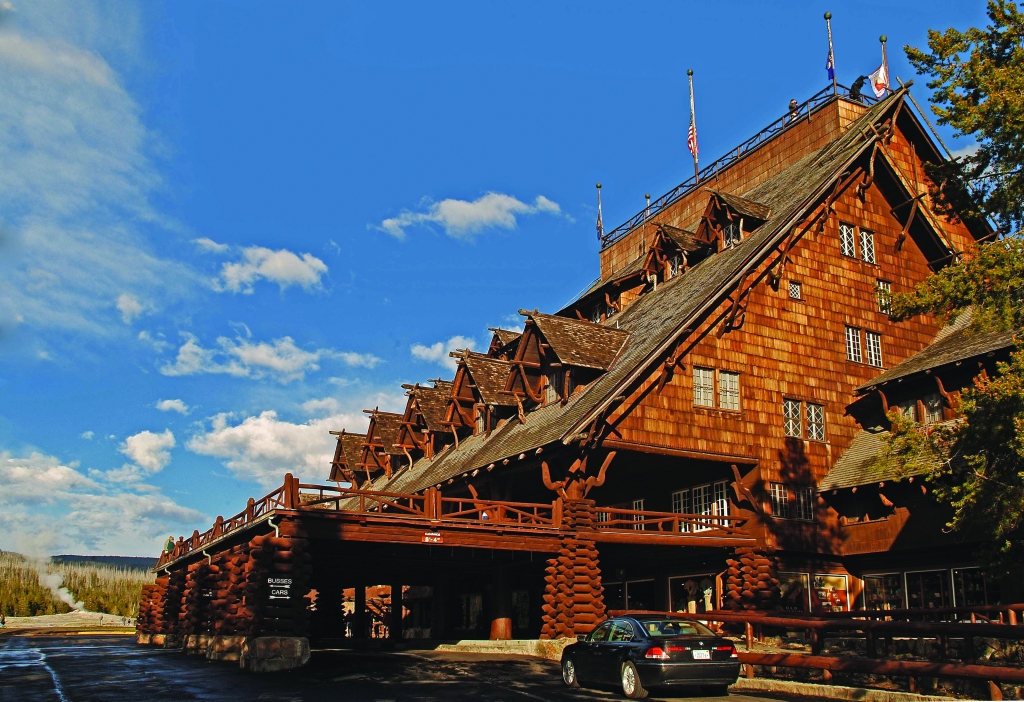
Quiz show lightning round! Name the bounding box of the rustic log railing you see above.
[594,506,747,537]
[612,609,1024,700]
[157,475,751,569]
[599,83,879,249]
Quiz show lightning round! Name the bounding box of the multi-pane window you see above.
[865,331,883,367]
[545,372,563,404]
[860,229,876,264]
[633,499,645,530]
[669,253,683,278]
[719,371,740,411]
[923,393,944,424]
[693,367,715,407]
[845,326,863,363]
[876,280,892,314]
[671,489,690,516]
[713,481,729,521]
[895,399,918,422]
[770,482,790,518]
[723,222,742,248]
[807,403,825,441]
[840,222,857,258]
[794,486,814,520]
[788,281,802,300]
[783,399,802,437]
[672,481,728,532]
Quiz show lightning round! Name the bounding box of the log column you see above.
[490,565,513,640]
[540,498,606,639]
[723,547,780,611]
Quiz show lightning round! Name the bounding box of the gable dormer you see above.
[506,310,630,407]
[443,352,517,440]
[640,223,706,284]
[395,379,452,462]
[327,430,365,486]
[487,328,522,361]
[695,189,771,252]
[358,409,404,480]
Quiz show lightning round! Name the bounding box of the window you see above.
[693,367,715,407]
[673,481,728,532]
[865,331,883,367]
[669,253,684,278]
[895,399,918,422]
[845,326,863,363]
[788,280,802,300]
[723,222,741,248]
[923,392,943,423]
[807,403,825,441]
[475,408,485,435]
[671,489,690,516]
[876,280,892,314]
[840,222,857,258]
[633,499,645,530]
[545,371,563,404]
[713,481,729,522]
[860,229,876,264]
[783,399,802,437]
[692,485,710,531]
[794,486,814,520]
[719,371,740,411]
[589,305,603,324]
[770,482,790,518]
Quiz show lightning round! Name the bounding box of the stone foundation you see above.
[135,633,151,645]
[239,636,310,672]
[183,634,213,655]
[162,634,182,649]
[206,635,249,662]
[151,634,166,646]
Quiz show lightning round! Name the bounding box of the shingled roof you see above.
[366,90,916,498]
[462,353,517,406]
[412,380,452,432]
[490,329,522,347]
[329,432,366,482]
[365,411,404,455]
[819,428,937,490]
[858,316,1014,390]
[707,189,772,221]
[527,312,631,371]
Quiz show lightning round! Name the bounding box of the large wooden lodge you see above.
[137,82,1013,660]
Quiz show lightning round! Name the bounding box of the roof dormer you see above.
[695,189,771,252]
[487,328,522,360]
[443,351,517,440]
[395,379,452,462]
[327,430,364,486]
[506,310,630,407]
[358,409,404,480]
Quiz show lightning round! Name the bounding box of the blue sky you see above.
[0,0,988,556]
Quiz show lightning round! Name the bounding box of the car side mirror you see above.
[577,634,587,642]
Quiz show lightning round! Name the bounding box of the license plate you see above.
[692,650,710,660]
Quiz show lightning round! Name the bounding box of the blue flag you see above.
[826,50,835,80]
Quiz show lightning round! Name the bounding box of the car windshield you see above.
[639,619,715,638]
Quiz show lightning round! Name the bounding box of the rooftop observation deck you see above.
[600,84,879,251]
[156,474,753,570]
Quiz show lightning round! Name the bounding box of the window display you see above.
[953,568,1000,606]
[670,575,716,613]
[626,580,655,611]
[863,574,903,610]
[811,574,848,612]
[778,571,809,612]
[906,570,950,609]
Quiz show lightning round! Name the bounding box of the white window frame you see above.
[839,222,857,258]
[669,253,684,278]
[860,229,876,264]
[719,371,740,411]
[923,392,943,424]
[693,367,715,407]
[865,331,883,368]
[807,403,825,442]
[783,398,802,437]
[876,280,892,314]
[633,499,645,530]
[672,488,692,532]
[723,222,742,249]
[770,482,790,518]
[794,486,814,520]
[788,280,802,300]
[861,572,906,610]
[845,326,863,363]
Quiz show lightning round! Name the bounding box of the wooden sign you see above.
[268,576,292,600]
[422,531,443,544]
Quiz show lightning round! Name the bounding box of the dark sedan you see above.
[560,615,740,699]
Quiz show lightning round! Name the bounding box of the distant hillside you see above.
[52,555,157,571]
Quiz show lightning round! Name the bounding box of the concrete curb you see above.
[433,638,573,661]
[731,677,956,701]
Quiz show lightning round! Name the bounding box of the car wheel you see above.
[561,657,581,688]
[620,661,648,699]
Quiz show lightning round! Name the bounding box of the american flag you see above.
[687,118,698,158]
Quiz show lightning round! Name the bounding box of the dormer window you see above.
[669,253,684,278]
[475,407,486,435]
[724,222,742,249]
[545,371,564,404]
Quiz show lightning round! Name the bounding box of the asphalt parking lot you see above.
[0,632,813,702]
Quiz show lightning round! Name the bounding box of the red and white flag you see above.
[687,117,698,158]
[869,63,888,98]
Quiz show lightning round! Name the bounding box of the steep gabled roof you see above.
[462,353,516,406]
[328,431,366,482]
[527,312,630,371]
[367,90,915,497]
[820,427,937,490]
[364,411,404,456]
[490,328,522,347]
[415,380,452,431]
[707,189,772,221]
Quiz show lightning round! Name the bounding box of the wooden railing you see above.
[594,506,747,537]
[156,474,752,568]
[600,83,880,249]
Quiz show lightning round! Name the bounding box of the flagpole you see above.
[595,183,604,242]
[825,11,837,96]
[880,35,889,95]
[687,69,699,182]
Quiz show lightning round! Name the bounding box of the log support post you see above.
[540,498,606,640]
[490,565,513,640]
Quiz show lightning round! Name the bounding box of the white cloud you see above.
[137,330,170,352]
[155,398,190,415]
[301,397,341,417]
[950,142,979,160]
[118,429,175,473]
[115,293,144,324]
[0,7,202,346]
[411,335,476,371]
[80,430,94,440]
[160,332,378,383]
[379,192,564,240]
[0,450,205,556]
[192,237,229,253]
[214,246,328,294]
